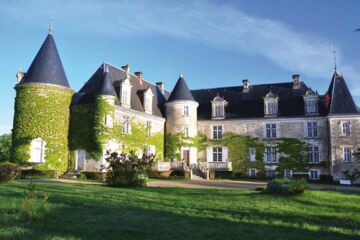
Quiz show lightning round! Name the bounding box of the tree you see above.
[0,134,12,163]
[104,151,155,187]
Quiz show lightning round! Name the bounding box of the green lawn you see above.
[0,181,359,240]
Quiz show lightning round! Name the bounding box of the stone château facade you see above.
[11,30,360,182]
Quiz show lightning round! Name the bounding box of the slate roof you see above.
[98,66,117,97]
[72,63,170,117]
[167,75,195,102]
[191,82,328,120]
[20,34,70,88]
[326,71,359,115]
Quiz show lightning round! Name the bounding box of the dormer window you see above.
[303,89,318,115]
[211,94,227,119]
[264,90,278,117]
[120,78,132,108]
[143,88,153,114]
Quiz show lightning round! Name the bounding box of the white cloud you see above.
[2,0,360,95]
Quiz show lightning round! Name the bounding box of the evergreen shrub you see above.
[264,179,308,195]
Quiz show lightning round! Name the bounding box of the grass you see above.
[0,181,359,240]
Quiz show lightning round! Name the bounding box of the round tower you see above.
[11,28,73,174]
[165,74,198,165]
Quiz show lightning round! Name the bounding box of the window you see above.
[120,79,132,108]
[213,125,223,139]
[29,138,46,163]
[145,145,156,156]
[265,147,277,163]
[306,100,316,113]
[267,102,277,115]
[184,106,189,116]
[309,169,320,180]
[249,168,257,177]
[215,106,224,117]
[267,170,276,178]
[284,169,293,179]
[122,116,131,134]
[146,121,152,136]
[341,121,350,136]
[343,147,352,163]
[308,146,320,163]
[184,127,189,137]
[213,147,223,162]
[307,122,318,138]
[105,114,113,128]
[249,148,256,161]
[265,123,277,139]
[144,89,153,114]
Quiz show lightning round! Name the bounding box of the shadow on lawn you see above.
[1,183,359,240]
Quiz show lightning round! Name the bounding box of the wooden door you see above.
[183,150,190,166]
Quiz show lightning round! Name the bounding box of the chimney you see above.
[16,68,24,83]
[135,71,143,85]
[242,79,250,93]
[121,64,130,78]
[156,82,165,94]
[292,74,300,89]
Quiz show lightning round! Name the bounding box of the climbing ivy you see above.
[164,132,199,161]
[11,84,73,174]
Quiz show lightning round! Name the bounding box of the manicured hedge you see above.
[20,169,56,179]
[0,163,19,183]
[264,179,308,195]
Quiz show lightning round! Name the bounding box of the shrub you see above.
[81,171,106,181]
[20,169,56,179]
[77,173,87,180]
[0,134,11,163]
[264,179,308,195]
[104,151,154,187]
[0,162,19,183]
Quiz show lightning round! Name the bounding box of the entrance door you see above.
[77,150,86,170]
[183,150,190,166]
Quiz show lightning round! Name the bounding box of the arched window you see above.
[143,88,154,114]
[29,138,46,163]
[120,78,132,108]
[211,94,227,119]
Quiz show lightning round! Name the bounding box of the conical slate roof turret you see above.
[167,74,195,102]
[97,64,117,97]
[21,33,70,88]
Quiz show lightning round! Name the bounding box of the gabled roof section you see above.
[73,63,170,117]
[21,34,70,88]
[327,71,358,114]
[167,75,195,102]
[192,82,327,120]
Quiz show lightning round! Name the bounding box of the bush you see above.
[264,179,308,195]
[77,173,87,180]
[0,162,19,183]
[20,169,56,179]
[104,151,154,187]
[0,134,11,163]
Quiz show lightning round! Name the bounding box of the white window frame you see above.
[284,169,293,179]
[214,105,224,118]
[183,106,189,116]
[309,169,320,180]
[213,147,223,162]
[105,114,113,128]
[29,138,46,163]
[266,102,277,115]
[306,99,316,113]
[265,123,277,139]
[183,127,189,137]
[307,122,318,138]
[265,146,277,163]
[212,125,223,140]
[122,116,131,134]
[145,145,156,156]
[343,147,352,163]
[308,146,320,163]
[267,169,276,178]
[249,168,257,177]
[341,121,350,136]
[146,121,152,136]
[249,148,256,162]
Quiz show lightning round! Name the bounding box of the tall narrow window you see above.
[212,125,223,139]
[249,168,257,177]
[284,169,293,179]
[105,114,113,128]
[307,122,318,138]
[183,127,189,137]
[306,100,316,113]
[184,106,189,116]
[30,138,46,163]
[213,147,223,162]
[267,102,277,115]
[146,121,152,136]
[215,106,223,117]
[308,146,320,163]
[265,147,277,163]
[211,95,227,119]
[122,116,131,134]
[265,123,277,139]
[249,148,256,161]
[343,147,352,163]
[342,121,350,136]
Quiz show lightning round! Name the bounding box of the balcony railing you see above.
[199,161,232,171]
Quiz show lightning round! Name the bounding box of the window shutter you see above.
[207,147,213,162]
[222,147,228,162]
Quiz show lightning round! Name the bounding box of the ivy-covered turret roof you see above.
[167,74,195,102]
[20,33,70,88]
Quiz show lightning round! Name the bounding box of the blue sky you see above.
[1,0,360,134]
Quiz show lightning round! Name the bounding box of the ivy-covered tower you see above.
[11,27,73,174]
[165,74,198,165]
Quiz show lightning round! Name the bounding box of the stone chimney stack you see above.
[16,68,24,83]
[292,74,301,89]
[121,64,130,78]
[156,82,165,94]
[242,79,250,93]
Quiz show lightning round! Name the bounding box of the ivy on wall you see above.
[11,84,73,174]
[164,132,199,161]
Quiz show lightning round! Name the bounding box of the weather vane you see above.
[49,18,53,35]
[333,50,337,71]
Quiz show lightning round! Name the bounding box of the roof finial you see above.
[49,18,53,35]
[333,50,337,71]
[180,72,183,78]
